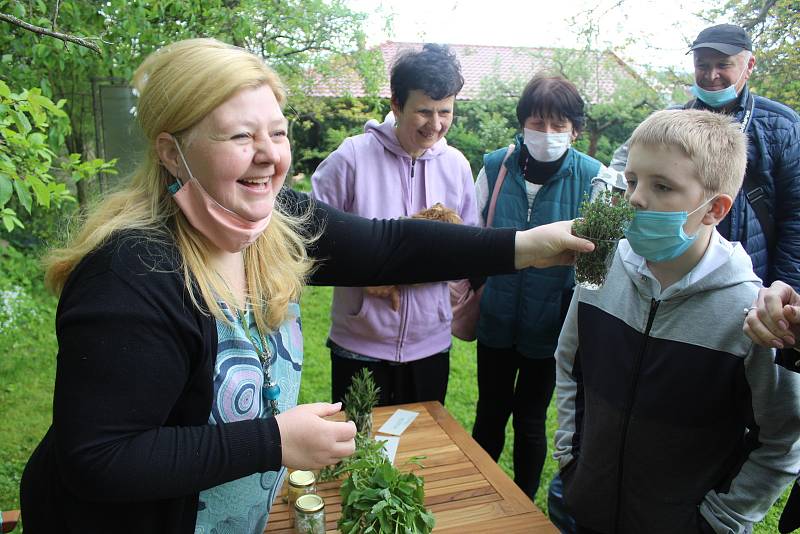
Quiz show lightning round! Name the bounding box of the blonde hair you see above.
[629,109,747,198]
[45,38,315,331]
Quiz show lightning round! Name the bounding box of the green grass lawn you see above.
[0,281,790,531]
[0,296,57,519]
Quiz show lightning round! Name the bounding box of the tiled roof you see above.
[303,41,643,103]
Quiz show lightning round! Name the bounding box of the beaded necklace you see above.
[237,309,281,416]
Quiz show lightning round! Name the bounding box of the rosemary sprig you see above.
[344,368,380,437]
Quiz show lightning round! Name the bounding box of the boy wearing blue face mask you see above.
[554,109,800,534]
[609,24,800,297]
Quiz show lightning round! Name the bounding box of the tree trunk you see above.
[75,171,89,207]
[588,130,599,158]
[66,130,90,208]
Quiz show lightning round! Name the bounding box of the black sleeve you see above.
[775,348,800,374]
[51,241,282,502]
[279,188,517,287]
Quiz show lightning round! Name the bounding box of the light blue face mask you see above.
[690,56,749,108]
[624,197,714,263]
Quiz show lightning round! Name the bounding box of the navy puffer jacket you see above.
[710,85,800,290]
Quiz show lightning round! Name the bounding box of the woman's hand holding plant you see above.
[514,220,595,270]
[275,402,357,469]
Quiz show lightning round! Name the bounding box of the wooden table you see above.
[266,401,557,533]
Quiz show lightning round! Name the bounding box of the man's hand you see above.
[744,281,800,349]
[365,285,401,311]
[514,220,595,270]
[274,402,357,469]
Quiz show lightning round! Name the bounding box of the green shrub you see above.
[0,80,115,232]
[0,243,51,331]
[0,243,57,512]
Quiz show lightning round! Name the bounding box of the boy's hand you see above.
[515,220,595,269]
[744,281,800,349]
[365,285,401,311]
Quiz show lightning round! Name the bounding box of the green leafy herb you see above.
[572,190,635,287]
[344,368,380,437]
[319,369,381,483]
[318,433,387,483]
[337,439,434,534]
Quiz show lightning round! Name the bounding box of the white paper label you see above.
[375,435,400,464]
[377,409,419,436]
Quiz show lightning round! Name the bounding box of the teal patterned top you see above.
[194,302,303,534]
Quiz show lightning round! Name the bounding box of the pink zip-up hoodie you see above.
[311,118,478,362]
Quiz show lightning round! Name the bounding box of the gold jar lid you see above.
[295,493,324,513]
[288,470,316,488]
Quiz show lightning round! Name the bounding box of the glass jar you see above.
[294,493,326,534]
[287,470,316,511]
[573,231,620,290]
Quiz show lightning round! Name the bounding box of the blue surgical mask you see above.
[624,197,714,263]
[691,56,749,108]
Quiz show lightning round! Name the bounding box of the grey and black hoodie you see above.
[555,231,800,534]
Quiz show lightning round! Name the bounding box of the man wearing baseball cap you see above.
[691,25,800,534]
[688,24,755,109]
[609,23,799,294]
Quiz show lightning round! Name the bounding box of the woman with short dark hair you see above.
[390,43,465,108]
[312,44,476,407]
[471,74,604,502]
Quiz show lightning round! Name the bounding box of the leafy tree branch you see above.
[0,12,101,54]
[739,0,779,32]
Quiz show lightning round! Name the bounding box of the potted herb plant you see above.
[344,368,380,438]
[572,189,635,288]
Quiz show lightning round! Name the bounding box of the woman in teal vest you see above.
[472,75,602,504]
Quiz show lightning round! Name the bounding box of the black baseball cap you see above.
[689,24,753,55]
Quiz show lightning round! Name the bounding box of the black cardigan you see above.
[20,189,515,533]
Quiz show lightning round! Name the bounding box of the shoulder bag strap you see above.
[486,143,516,227]
[738,95,774,251]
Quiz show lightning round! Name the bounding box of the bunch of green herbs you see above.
[338,445,434,534]
[318,433,387,482]
[572,190,635,287]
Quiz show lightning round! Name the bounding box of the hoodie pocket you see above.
[402,283,452,347]
[562,455,617,530]
[343,291,401,341]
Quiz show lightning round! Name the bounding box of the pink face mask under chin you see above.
[169,138,272,253]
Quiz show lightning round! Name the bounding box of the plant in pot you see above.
[572,189,635,289]
[344,368,380,438]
